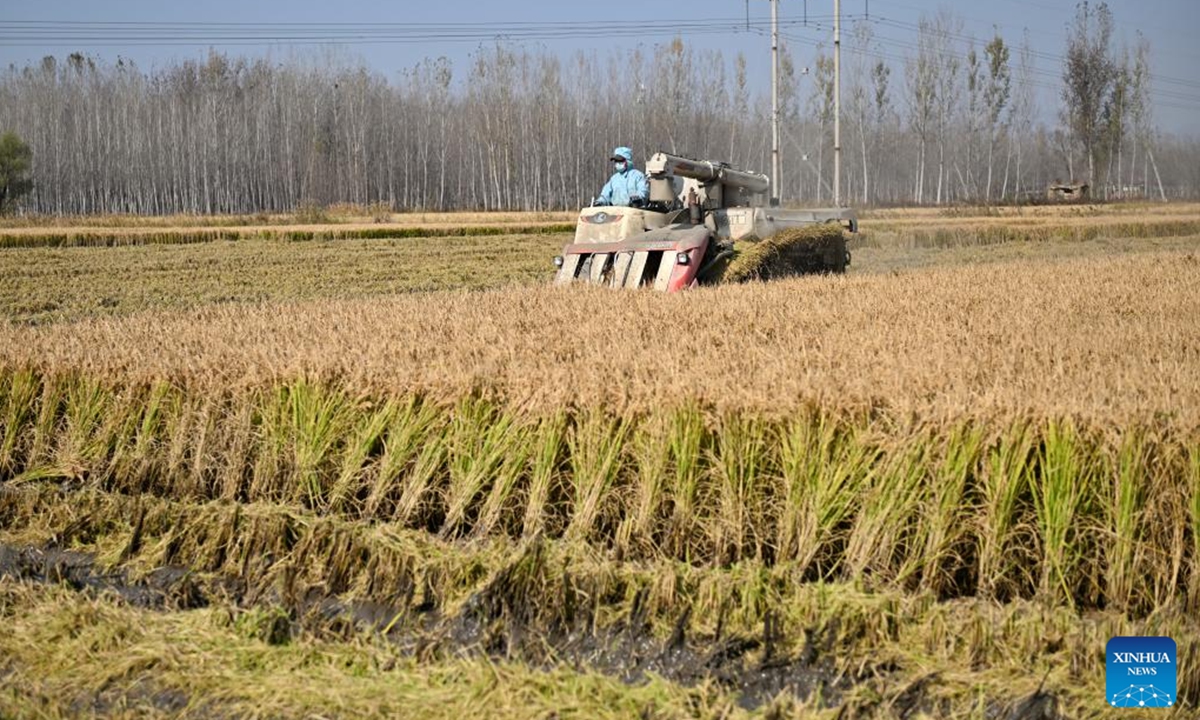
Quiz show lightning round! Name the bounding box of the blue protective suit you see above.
[595,147,649,207]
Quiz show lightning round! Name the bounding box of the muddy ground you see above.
[0,539,1066,719]
[0,541,848,710]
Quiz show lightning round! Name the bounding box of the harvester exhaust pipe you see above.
[687,188,702,225]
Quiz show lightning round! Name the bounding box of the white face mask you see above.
[614,161,627,173]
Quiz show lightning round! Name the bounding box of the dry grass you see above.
[0,223,575,250]
[0,208,576,230]
[852,233,1200,275]
[0,233,566,324]
[2,250,1197,425]
[857,218,1200,250]
[850,202,1200,250]
[859,201,1200,220]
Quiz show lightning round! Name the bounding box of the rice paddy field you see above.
[1,203,1199,719]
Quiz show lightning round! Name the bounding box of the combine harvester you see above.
[553,152,856,291]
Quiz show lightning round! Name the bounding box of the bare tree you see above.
[730,52,749,163]
[930,10,962,204]
[807,50,835,204]
[847,21,874,204]
[1127,35,1166,201]
[962,41,983,199]
[777,40,802,199]
[1062,0,1115,187]
[983,34,1011,202]
[870,60,895,203]
[905,18,937,203]
[1004,32,1036,201]
[1102,49,1130,198]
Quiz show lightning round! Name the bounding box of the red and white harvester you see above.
[554,151,857,291]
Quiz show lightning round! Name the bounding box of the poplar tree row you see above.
[0,11,1194,214]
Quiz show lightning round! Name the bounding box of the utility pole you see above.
[770,0,781,205]
[834,0,842,206]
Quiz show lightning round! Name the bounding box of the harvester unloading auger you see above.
[554,151,857,291]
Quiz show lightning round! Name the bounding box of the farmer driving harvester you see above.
[593,146,649,207]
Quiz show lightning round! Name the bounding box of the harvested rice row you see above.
[0,224,576,249]
[2,369,1197,614]
[856,218,1200,249]
[0,580,740,720]
[4,486,1200,717]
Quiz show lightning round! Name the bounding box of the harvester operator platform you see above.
[593,146,649,208]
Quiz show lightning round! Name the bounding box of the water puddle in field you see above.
[0,544,214,610]
[437,573,851,710]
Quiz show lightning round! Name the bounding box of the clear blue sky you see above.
[2,0,1197,135]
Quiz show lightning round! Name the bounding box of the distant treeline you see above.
[2,14,1197,214]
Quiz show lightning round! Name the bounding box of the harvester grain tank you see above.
[554,151,856,291]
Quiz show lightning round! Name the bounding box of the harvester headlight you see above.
[553,255,564,267]
[676,251,690,265]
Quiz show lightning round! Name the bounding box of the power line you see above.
[0,17,844,44]
[4,15,1197,110]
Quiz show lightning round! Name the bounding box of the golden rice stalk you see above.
[718,224,846,282]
